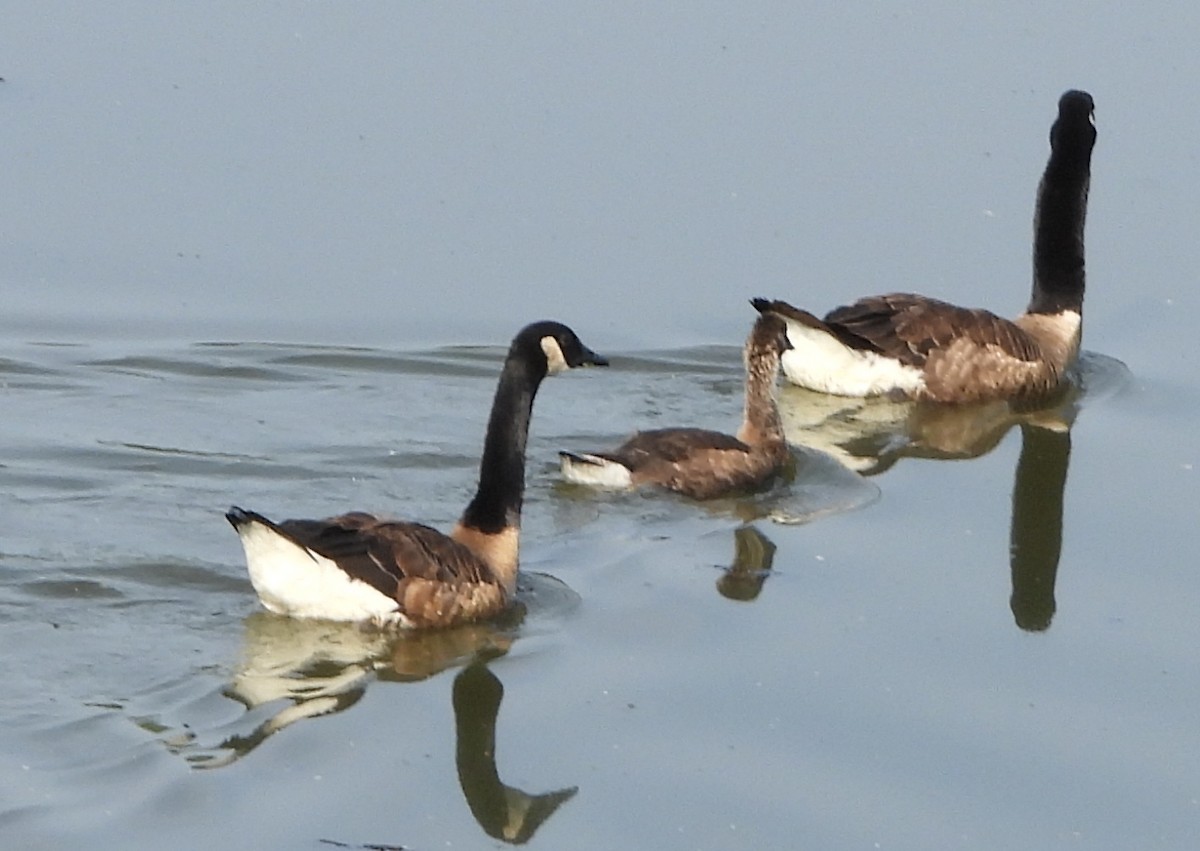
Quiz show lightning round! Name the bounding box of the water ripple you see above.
[82,354,307,383]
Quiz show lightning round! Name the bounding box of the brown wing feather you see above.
[636,445,787,500]
[824,294,1043,367]
[600,428,789,500]
[275,513,496,602]
[608,428,750,467]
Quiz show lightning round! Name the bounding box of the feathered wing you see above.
[824,294,1043,367]
[271,512,506,626]
[610,428,783,500]
[609,428,751,466]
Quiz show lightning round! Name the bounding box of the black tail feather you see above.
[225,505,273,530]
[558,451,600,466]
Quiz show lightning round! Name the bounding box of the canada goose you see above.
[558,311,791,500]
[754,89,1097,404]
[226,321,607,628]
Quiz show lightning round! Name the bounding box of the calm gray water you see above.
[4,4,1200,850]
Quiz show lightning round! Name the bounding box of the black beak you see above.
[575,344,609,368]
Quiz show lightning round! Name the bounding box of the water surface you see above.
[2,330,1197,851]
[4,4,1200,849]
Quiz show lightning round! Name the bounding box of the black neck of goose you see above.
[1028,151,1091,316]
[460,350,544,534]
[452,665,506,834]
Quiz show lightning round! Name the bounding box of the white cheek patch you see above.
[540,336,569,375]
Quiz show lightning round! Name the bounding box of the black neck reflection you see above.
[1009,424,1071,631]
[453,663,578,844]
[776,376,1100,632]
[146,614,576,845]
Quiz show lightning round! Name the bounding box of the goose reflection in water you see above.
[319,663,577,849]
[716,525,778,602]
[777,353,1127,631]
[1007,423,1072,630]
[143,597,575,842]
[451,663,577,844]
[170,608,519,769]
[138,571,580,770]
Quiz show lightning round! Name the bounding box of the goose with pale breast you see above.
[226,321,607,629]
[754,89,1097,404]
[558,311,791,500]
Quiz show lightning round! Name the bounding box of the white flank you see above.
[234,520,411,626]
[559,453,635,489]
[778,319,926,397]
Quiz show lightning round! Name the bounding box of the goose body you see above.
[227,321,607,628]
[755,89,1096,404]
[559,312,792,500]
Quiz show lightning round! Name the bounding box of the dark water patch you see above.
[0,467,99,494]
[82,354,308,383]
[379,449,477,470]
[607,345,742,375]
[273,349,429,373]
[99,440,260,463]
[0,354,87,391]
[89,558,249,595]
[18,578,124,601]
[271,348,499,379]
[0,377,88,392]
[196,341,371,351]
[200,340,497,380]
[314,446,478,472]
[105,598,202,613]
[21,441,325,481]
[93,441,320,480]
[0,356,64,377]
[207,340,512,379]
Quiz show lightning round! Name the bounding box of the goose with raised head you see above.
[558,311,791,500]
[226,321,608,628]
[754,89,1097,404]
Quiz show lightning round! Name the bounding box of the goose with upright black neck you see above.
[754,89,1097,404]
[226,320,607,628]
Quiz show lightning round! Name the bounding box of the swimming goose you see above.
[226,321,607,628]
[558,311,791,500]
[754,89,1096,404]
